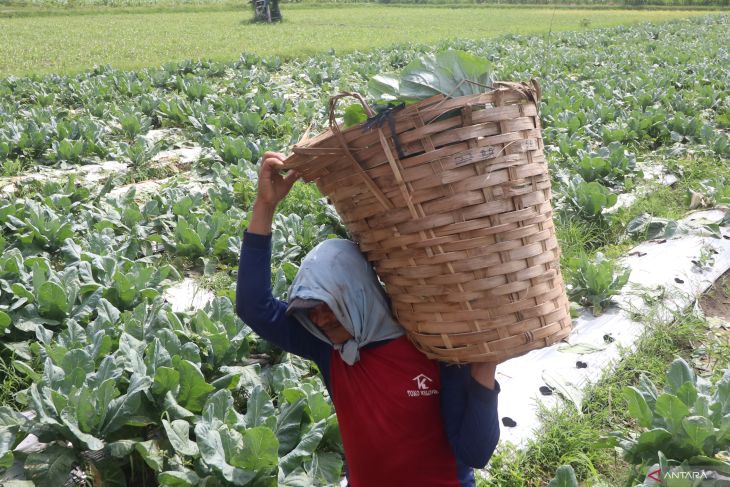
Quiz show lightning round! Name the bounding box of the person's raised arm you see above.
[236,152,327,363]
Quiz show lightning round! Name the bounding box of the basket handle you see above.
[328,92,376,128]
[328,92,394,211]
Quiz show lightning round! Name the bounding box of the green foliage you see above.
[548,465,579,487]
[342,103,368,129]
[561,178,617,222]
[0,168,345,483]
[599,358,730,481]
[574,142,639,188]
[566,253,630,316]
[213,136,253,165]
[368,49,494,105]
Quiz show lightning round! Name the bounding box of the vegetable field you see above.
[0,5,716,76]
[1,12,730,487]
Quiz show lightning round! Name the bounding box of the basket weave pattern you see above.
[284,81,571,363]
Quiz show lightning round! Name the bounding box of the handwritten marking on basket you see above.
[453,138,530,170]
[454,146,497,167]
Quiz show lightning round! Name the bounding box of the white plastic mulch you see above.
[163,277,215,312]
[495,209,730,447]
[0,160,128,195]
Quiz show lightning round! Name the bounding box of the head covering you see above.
[286,298,322,315]
[287,239,404,365]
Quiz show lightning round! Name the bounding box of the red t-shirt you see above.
[330,336,461,487]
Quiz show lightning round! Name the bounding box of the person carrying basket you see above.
[236,152,501,487]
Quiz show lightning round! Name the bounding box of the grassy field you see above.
[0,4,717,76]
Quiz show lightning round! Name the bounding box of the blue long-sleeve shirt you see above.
[236,231,500,486]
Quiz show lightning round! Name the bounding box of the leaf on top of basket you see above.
[343,50,496,128]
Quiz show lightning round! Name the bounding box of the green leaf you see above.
[162,419,199,457]
[135,440,164,472]
[681,416,714,450]
[676,381,699,407]
[194,422,256,485]
[342,104,368,129]
[12,283,34,303]
[176,359,215,413]
[60,408,104,451]
[12,360,40,382]
[88,461,126,487]
[38,281,68,320]
[719,413,730,442]
[635,428,672,451]
[276,398,306,455]
[0,311,10,334]
[245,385,275,428]
[655,393,689,433]
[307,392,332,423]
[306,452,343,485]
[548,465,579,487]
[107,439,137,458]
[686,455,730,475]
[163,391,195,420]
[152,366,180,396]
[203,389,234,426]
[279,419,327,475]
[158,470,201,487]
[0,429,15,469]
[230,426,279,471]
[368,74,400,102]
[714,372,730,416]
[399,50,494,101]
[694,394,710,418]
[24,445,78,487]
[210,373,240,392]
[100,373,151,435]
[667,358,695,394]
[623,386,653,428]
[61,348,93,379]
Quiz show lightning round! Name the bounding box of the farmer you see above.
[236,152,501,487]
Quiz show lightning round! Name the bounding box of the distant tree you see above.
[252,0,282,23]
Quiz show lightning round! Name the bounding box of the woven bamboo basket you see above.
[283,80,572,363]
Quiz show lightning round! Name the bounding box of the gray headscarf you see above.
[287,239,404,365]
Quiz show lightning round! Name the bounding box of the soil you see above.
[696,268,730,375]
[699,268,730,321]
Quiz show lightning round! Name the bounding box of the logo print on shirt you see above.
[407,374,439,397]
[413,374,432,390]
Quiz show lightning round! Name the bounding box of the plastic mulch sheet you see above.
[495,209,730,447]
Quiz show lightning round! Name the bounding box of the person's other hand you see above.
[471,362,498,390]
[256,152,299,209]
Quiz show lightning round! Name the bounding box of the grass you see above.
[0,158,28,177]
[484,306,717,486]
[0,5,717,76]
[0,355,31,411]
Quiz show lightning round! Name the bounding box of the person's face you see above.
[308,303,353,345]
